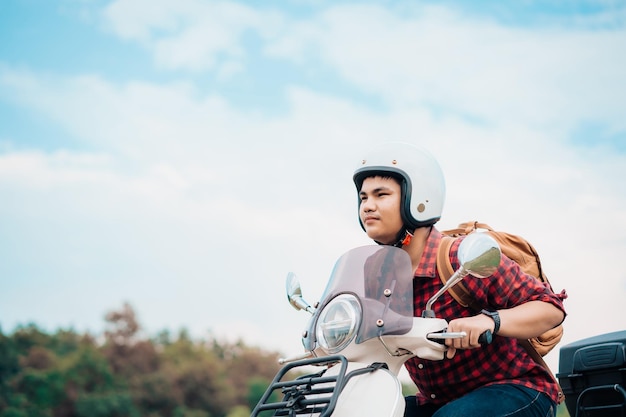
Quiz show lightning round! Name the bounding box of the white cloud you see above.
[98,1,626,134]
[101,0,283,72]
[264,4,626,131]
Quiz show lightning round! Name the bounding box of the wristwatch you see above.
[480,309,501,335]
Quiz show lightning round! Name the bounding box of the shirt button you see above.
[418,363,424,369]
[430,394,436,399]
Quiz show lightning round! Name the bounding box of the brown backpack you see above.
[437,221,565,362]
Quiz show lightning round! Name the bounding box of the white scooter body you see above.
[311,316,449,417]
[251,234,501,417]
[330,362,404,417]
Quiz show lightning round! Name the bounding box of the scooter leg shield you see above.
[331,363,405,417]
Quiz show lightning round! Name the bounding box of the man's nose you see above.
[361,198,375,212]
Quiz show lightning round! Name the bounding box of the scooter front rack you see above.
[251,354,389,417]
[251,354,347,417]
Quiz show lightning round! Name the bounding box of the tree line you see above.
[0,303,571,417]
[0,303,283,417]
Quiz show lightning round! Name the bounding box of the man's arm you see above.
[444,301,564,357]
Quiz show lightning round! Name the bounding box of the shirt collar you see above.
[414,227,442,278]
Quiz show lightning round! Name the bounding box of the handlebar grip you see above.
[478,330,493,346]
[428,330,492,346]
[427,331,467,345]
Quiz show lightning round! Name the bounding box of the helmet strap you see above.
[373,227,414,247]
[394,229,413,247]
[399,230,413,247]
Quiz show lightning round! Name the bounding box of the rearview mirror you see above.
[423,233,501,317]
[458,232,501,278]
[286,272,315,314]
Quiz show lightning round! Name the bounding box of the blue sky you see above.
[1,0,625,373]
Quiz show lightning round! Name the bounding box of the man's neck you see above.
[403,226,431,272]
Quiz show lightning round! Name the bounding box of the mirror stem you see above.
[293,296,316,315]
[422,268,468,318]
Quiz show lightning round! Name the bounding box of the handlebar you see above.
[427,330,493,346]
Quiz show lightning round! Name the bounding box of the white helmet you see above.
[353,142,446,231]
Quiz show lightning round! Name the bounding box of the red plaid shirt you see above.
[404,228,567,406]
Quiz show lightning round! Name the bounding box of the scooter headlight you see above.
[315,294,361,353]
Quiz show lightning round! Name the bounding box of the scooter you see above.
[557,331,626,417]
[251,232,501,417]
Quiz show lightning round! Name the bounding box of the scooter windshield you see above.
[318,245,415,344]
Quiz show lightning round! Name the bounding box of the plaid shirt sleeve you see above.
[405,228,566,406]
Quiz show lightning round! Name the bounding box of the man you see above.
[353,142,566,417]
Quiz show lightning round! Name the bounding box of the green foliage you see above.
[74,391,138,417]
[557,402,571,417]
[246,378,270,410]
[62,346,116,392]
[172,406,209,417]
[246,377,280,417]
[15,368,64,409]
[0,332,20,411]
[0,304,283,417]
[0,407,28,417]
[402,380,417,397]
[11,325,51,355]
[225,405,249,417]
[0,332,20,381]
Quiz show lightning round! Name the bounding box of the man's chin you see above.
[367,232,394,245]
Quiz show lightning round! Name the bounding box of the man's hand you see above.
[444,314,495,359]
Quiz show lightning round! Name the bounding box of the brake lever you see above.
[427,331,466,345]
[427,330,493,346]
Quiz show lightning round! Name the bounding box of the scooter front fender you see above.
[330,361,405,417]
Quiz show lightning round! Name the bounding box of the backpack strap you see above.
[519,338,565,403]
[436,236,482,312]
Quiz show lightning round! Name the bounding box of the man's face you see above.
[359,176,403,245]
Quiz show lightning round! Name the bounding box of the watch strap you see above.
[481,309,501,335]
